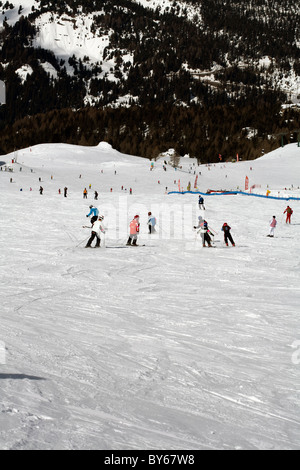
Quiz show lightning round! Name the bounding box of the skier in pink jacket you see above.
[268,216,277,237]
[127,215,140,245]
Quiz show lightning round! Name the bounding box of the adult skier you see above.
[198,195,205,210]
[268,216,277,237]
[127,215,140,246]
[85,215,105,248]
[147,212,156,234]
[221,223,235,246]
[283,205,293,224]
[86,205,99,224]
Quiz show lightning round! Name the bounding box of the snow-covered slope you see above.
[0,143,300,450]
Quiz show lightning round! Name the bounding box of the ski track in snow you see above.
[1,143,300,449]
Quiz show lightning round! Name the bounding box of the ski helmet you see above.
[198,216,203,220]
[89,205,93,208]
[134,215,139,219]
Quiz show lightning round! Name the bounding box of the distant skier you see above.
[198,195,205,210]
[83,188,88,199]
[94,191,98,200]
[64,187,68,197]
[147,212,156,234]
[283,205,293,224]
[127,215,140,246]
[86,205,99,224]
[221,223,235,246]
[84,215,105,248]
[39,186,43,195]
[268,216,277,237]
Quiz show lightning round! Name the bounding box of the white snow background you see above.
[0,141,300,450]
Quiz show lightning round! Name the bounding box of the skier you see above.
[283,205,293,224]
[86,205,99,224]
[198,195,205,210]
[147,212,156,234]
[194,216,212,247]
[127,215,140,246]
[39,186,43,195]
[83,188,88,199]
[84,215,105,248]
[221,223,235,246]
[202,220,213,247]
[268,216,277,237]
[94,191,98,200]
[64,187,68,197]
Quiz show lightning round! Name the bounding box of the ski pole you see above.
[208,225,218,235]
[76,237,89,248]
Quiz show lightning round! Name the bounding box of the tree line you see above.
[0,1,299,160]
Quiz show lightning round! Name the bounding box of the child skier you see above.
[84,215,105,248]
[86,205,99,224]
[147,212,156,234]
[283,206,293,224]
[221,223,235,246]
[268,216,277,237]
[127,215,140,245]
[198,195,205,210]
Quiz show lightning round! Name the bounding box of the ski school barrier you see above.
[167,190,300,201]
[168,191,238,195]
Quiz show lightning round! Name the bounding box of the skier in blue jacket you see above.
[86,205,99,224]
[147,212,157,234]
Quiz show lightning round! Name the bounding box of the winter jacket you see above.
[87,207,99,218]
[222,223,231,233]
[148,216,156,226]
[130,219,140,235]
[91,220,105,236]
[270,218,277,227]
[284,207,293,215]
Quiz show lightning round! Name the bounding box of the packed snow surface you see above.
[0,142,300,450]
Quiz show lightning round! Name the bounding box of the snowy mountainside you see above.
[0,0,299,159]
[1,142,300,449]
[4,141,300,196]
[0,0,299,98]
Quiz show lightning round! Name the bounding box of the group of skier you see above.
[195,195,235,247]
[82,199,294,249]
[193,216,235,248]
[84,206,157,248]
[268,205,293,237]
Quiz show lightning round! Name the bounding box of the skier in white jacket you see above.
[85,215,105,248]
[193,216,213,247]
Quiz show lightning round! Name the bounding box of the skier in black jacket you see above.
[221,223,235,246]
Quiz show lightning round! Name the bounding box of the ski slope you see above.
[0,142,300,450]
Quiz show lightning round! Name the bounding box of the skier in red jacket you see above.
[283,206,293,224]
